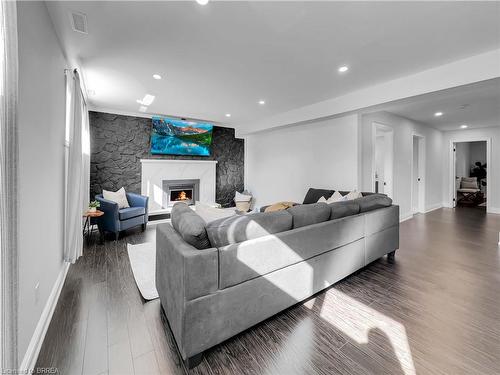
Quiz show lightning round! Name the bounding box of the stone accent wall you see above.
[89,111,244,207]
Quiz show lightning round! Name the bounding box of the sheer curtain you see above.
[64,69,90,263]
[0,0,18,369]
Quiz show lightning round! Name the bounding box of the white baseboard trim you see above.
[488,207,500,215]
[19,262,70,372]
[424,203,443,213]
[400,213,413,222]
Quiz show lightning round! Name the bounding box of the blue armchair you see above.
[95,192,149,240]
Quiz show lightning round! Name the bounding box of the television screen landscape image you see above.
[151,116,213,156]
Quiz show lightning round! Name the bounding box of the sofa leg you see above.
[387,250,396,263]
[142,223,146,231]
[184,352,203,369]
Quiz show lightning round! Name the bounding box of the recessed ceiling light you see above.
[153,74,162,80]
[225,113,231,118]
[139,106,147,113]
[460,124,468,129]
[196,0,209,5]
[338,66,349,73]
[434,112,443,117]
[258,100,265,105]
[136,94,155,106]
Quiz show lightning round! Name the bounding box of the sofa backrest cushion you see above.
[170,203,211,250]
[329,200,361,220]
[302,188,334,204]
[206,210,293,248]
[287,202,331,229]
[353,194,392,213]
[337,191,376,197]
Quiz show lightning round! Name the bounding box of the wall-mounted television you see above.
[150,116,213,156]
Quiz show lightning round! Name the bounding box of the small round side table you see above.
[83,210,104,244]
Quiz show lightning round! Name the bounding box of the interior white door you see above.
[373,123,394,198]
[375,135,385,194]
[453,142,457,208]
[412,137,419,213]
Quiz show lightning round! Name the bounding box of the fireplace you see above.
[162,179,200,207]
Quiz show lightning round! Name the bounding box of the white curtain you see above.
[0,0,18,369]
[64,69,90,263]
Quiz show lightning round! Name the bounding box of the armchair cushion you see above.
[460,177,478,189]
[119,207,146,221]
[127,192,148,208]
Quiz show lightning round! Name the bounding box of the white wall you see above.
[245,114,359,207]
[360,111,444,220]
[455,142,471,178]
[469,141,487,166]
[442,128,500,213]
[17,1,68,363]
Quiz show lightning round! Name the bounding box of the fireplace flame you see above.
[177,191,188,201]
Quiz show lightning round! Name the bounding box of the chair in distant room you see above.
[96,192,149,240]
[456,177,482,206]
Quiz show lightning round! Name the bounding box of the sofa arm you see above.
[156,223,218,358]
[96,195,120,232]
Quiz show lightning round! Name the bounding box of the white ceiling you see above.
[372,78,500,131]
[46,1,500,129]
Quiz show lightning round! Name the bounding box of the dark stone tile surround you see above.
[89,111,244,207]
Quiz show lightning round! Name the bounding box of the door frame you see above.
[371,122,394,198]
[411,134,426,214]
[448,137,491,212]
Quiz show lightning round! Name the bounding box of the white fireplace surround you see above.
[141,159,217,214]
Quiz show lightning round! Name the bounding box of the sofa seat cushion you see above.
[119,206,145,220]
[303,188,334,204]
[287,202,330,229]
[218,214,365,289]
[206,210,293,248]
[329,200,361,220]
[354,194,392,213]
[171,203,211,250]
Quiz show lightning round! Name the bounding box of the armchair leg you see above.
[114,232,119,241]
[98,227,105,244]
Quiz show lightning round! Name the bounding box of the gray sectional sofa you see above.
[156,190,399,368]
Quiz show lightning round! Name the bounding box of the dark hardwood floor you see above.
[35,207,500,374]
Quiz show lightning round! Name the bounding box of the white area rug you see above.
[127,242,159,300]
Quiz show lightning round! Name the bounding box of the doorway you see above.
[412,135,425,214]
[452,140,488,210]
[373,123,394,198]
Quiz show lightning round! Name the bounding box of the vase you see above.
[89,207,97,213]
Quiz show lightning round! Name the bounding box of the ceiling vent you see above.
[70,11,88,34]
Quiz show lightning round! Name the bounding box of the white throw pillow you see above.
[328,191,346,203]
[317,191,345,204]
[195,202,237,223]
[103,187,130,209]
[345,190,362,200]
[234,191,252,202]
